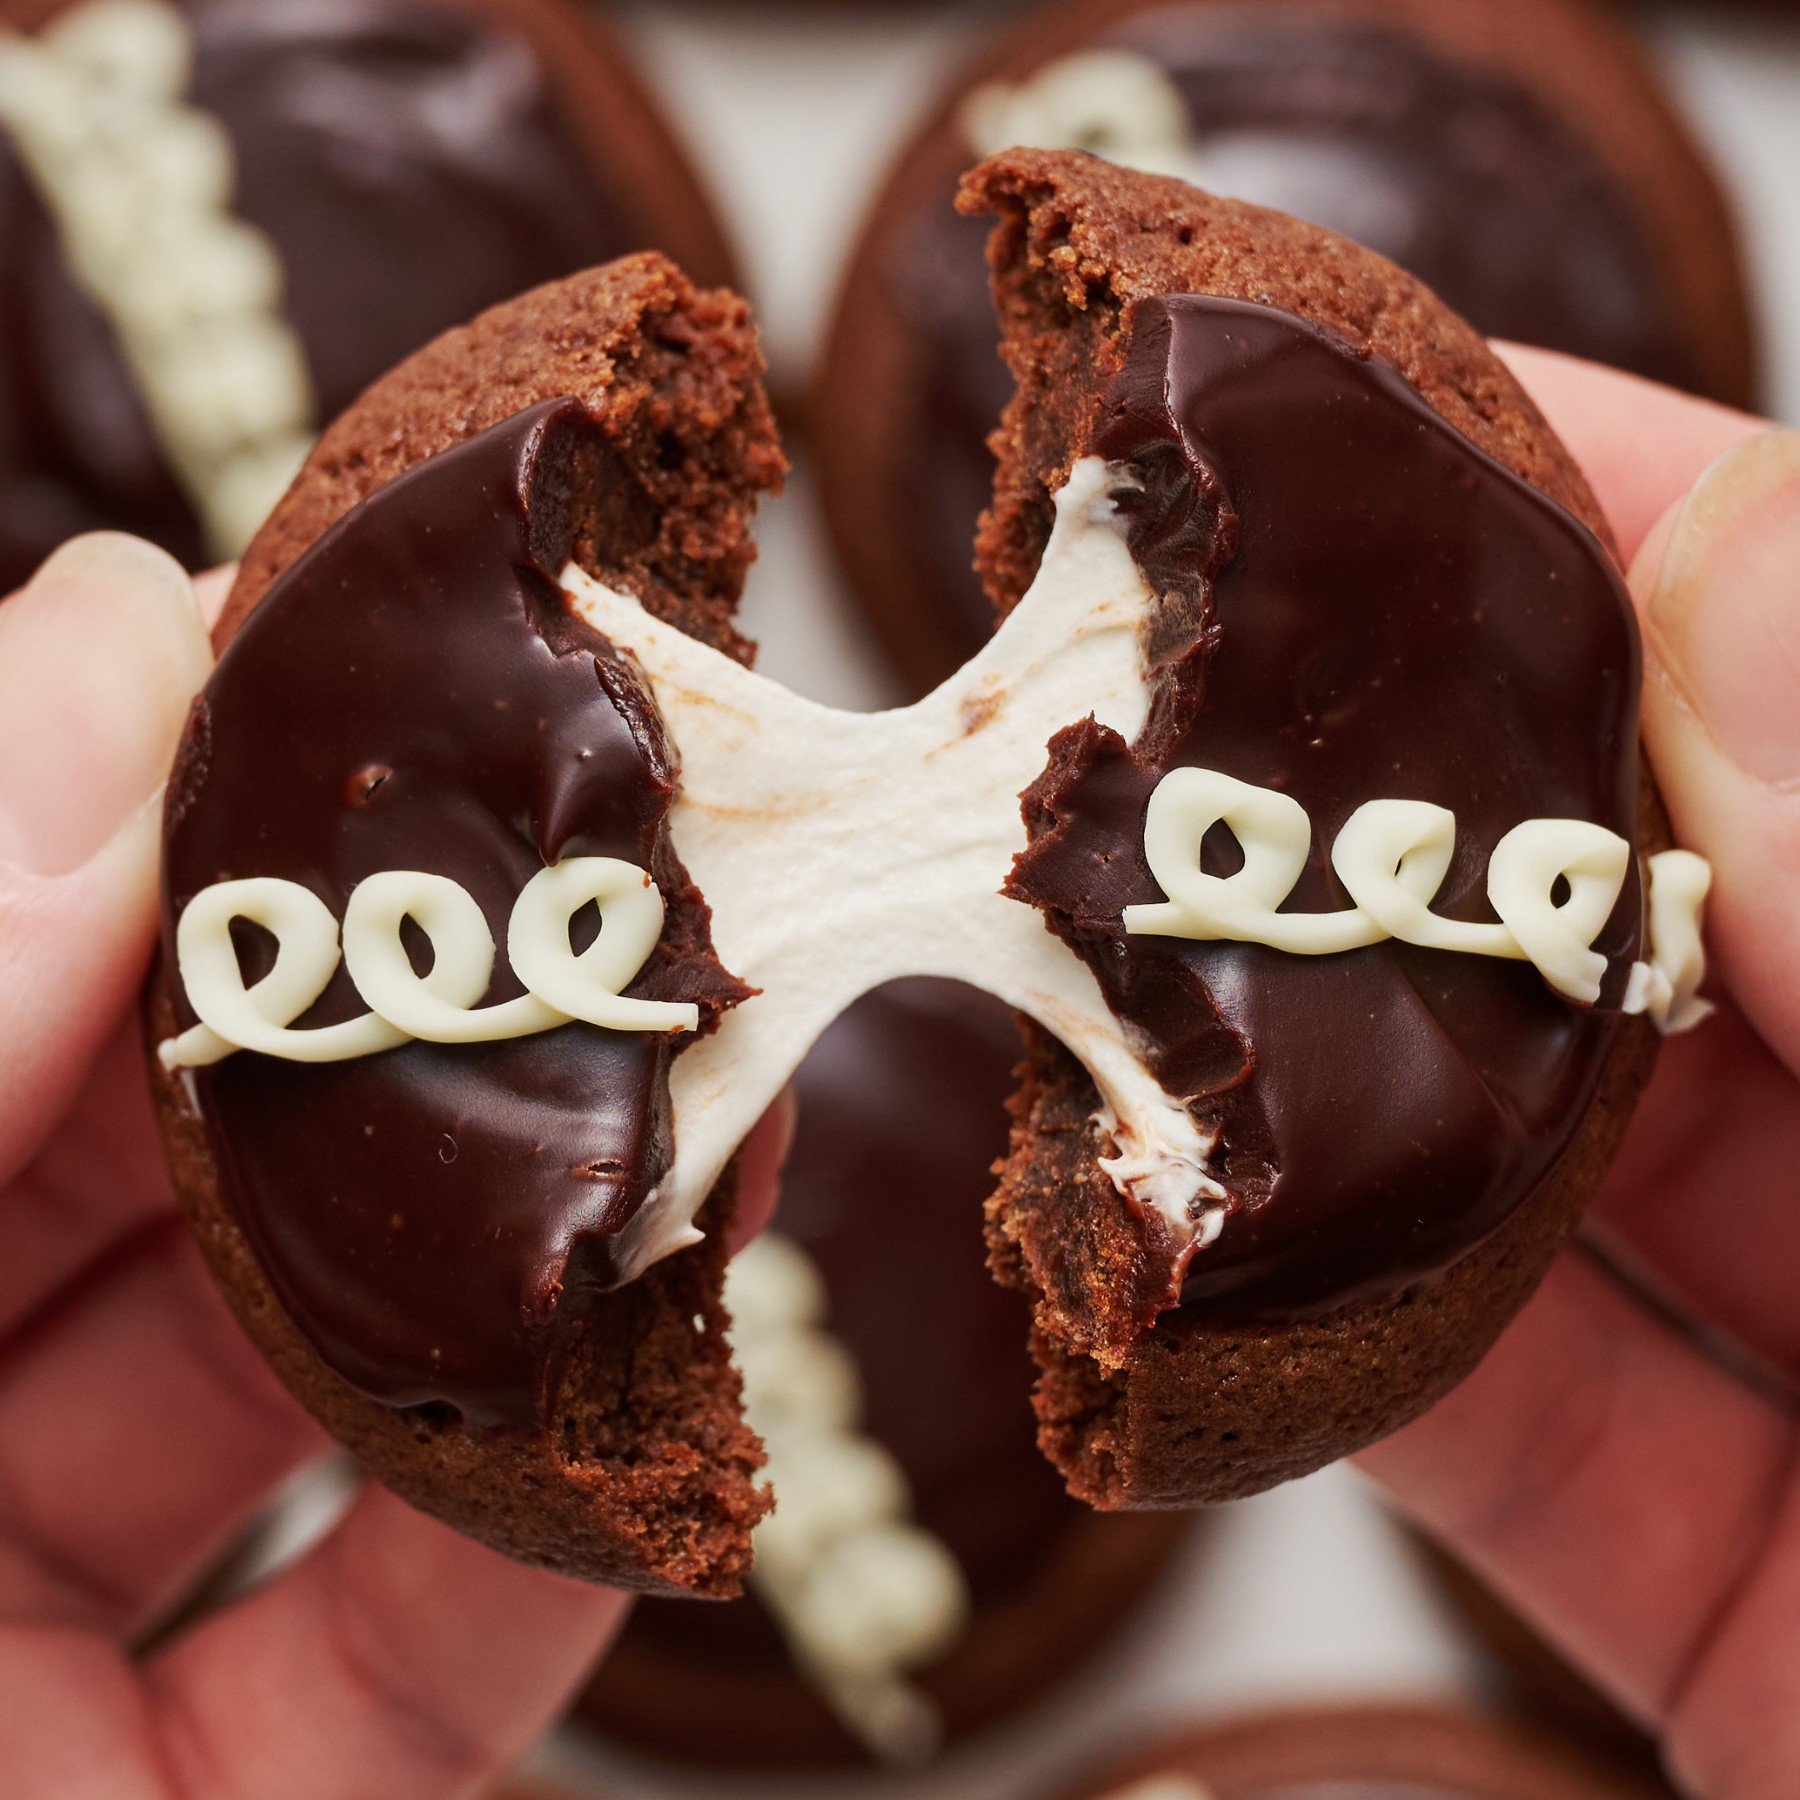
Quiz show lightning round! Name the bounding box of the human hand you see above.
[0,536,788,1800]
[1360,351,1799,1800]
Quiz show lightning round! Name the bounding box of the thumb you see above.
[0,534,212,1185]
[1631,428,1800,1073]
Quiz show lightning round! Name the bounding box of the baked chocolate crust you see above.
[145,254,785,1594]
[967,148,1663,1507]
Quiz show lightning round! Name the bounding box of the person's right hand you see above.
[1361,351,1800,1800]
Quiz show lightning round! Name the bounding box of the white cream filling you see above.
[727,1234,968,1765]
[563,457,1227,1279]
[0,0,314,558]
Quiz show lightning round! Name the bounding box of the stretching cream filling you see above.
[569,454,1708,1282]
[564,457,1229,1281]
[0,0,314,557]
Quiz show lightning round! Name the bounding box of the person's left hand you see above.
[0,535,793,1800]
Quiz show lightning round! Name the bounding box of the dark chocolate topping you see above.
[895,12,1694,679]
[1008,295,1642,1318]
[621,980,1079,1672]
[0,0,647,589]
[161,399,745,1427]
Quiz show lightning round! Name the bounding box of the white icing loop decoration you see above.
[509,857,699,1034]
[158,858,697,1071]
[1124,772,1637,1003]
[1128,767,1380,955]
[166,878,406,1070]
[341,872,526,1043]
[1624,849,1714,1033]
[963,49,1191,176]
[1487,818,1631,1006]
[1331,799,1512,959]
[1123,768,1690,1011]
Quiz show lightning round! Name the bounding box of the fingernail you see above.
[1634,428,1800,791]
[0,534,212,875]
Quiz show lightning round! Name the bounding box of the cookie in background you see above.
[0,0,733,589]
[812,0,1757,691]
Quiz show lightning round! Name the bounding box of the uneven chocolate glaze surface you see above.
[1009,296,1642,1318]
[0,0,644,589]
[895,12,1693,678]
[619,979,1076,1669]
[161,399,745,1427]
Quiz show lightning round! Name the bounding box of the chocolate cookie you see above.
[147,254,785,1594]
[579,981,1190,1767]
[1051,1704,1664,1800]
[149,155,1689,1591]
[0,0,735,592]
[813,0,1757,691]
[965,148,1666,1508]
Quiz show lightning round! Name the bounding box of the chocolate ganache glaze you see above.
[161,399,747,1427]
[1008,296,1643,1318]
[0,0,653,589]
[900,13,1694,674]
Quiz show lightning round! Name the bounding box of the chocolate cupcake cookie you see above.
[148,153,1708,1591]
[967,149,1685,1509]
[0,0,734,591]
[580,981,1189,1766]
[813,0,1757,691]
[149,253,785,1594]
[1052,1704,1664,1800]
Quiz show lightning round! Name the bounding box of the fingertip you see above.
[150,1481,629,1800]
[1490,343,1766,565]
[0,532,211,878]
[193,564,237,631]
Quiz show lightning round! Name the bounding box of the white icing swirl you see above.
[157,858,696,1071]
[1624,848,1713,1033]
[1124,766,1709,1027]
